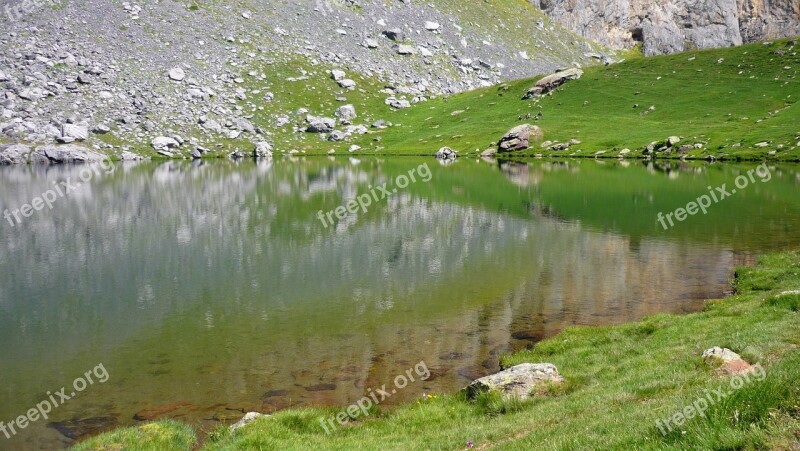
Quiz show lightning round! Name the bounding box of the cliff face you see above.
[532,0,800,55]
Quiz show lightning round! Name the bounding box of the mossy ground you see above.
[75,250,800,450]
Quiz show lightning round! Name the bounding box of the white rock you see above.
[424,21,440,31]
[168,67,185,81]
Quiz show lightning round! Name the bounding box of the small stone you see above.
[230,412,268,433]
[168,68,186,81]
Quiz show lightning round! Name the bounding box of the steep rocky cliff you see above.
[532,0,800,55]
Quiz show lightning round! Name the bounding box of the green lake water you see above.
[0,157,798,449]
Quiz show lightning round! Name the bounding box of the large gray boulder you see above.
[62,124,90,141]
[498,124,543,152]
[523,68,583,99]
[335,104,357,124]
[306,116,336,133]
[464,363,564,400]
[254,141,273,159]
[31,145,106,164]
[0,144,31,165]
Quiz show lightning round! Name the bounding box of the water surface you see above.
[1,158,798,449]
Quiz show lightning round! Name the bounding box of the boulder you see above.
[335,104,357,124]
[383,28,405,41]
[338,79,356,89]
[0,144,31,165]
[152,136,180,150]
[168,67,185,81]
[435,146,457,160]
[62,124,89,141]
[306,116,336,133]
[330,69,346,81]
[396,44,416,55]
[327,130,345,142]
[464,363,564,400]
[523,68,583,99]
[254,141,273,159]
[498,124,543,152]
[702,347,755,376]
[31,145,107,164]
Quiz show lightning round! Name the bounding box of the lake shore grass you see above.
[74,249,800,450]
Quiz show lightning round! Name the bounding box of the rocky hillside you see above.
[533,0,800,56]
[0,0,609,158]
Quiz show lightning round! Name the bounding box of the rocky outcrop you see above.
[498,124,543,152]
[464,363,564,400]
[0,144,31,165]
[31,145,107,164]
[532,0,800,56]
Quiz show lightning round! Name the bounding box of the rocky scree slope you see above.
[532,0,800,56]
[0,0,609,159]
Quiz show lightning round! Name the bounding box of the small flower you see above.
[467,441,474,448]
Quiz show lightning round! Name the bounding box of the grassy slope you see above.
[75,250,800,450]
[347,37,800,161]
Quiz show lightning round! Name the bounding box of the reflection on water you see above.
[0,158,798,449]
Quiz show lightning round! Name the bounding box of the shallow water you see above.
[0,157,798,449]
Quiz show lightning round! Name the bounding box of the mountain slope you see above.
[0,0,609,157]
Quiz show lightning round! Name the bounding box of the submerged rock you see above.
[464,363,564,400]
[133,401,192,421]
[48,415,119,440]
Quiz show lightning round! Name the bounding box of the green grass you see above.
[72,420,195,450]
[348,37,800,161]
[74,250,800,450]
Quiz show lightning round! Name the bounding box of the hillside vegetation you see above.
[342,37,800,161]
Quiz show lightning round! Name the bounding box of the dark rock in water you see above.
[261,389,288,399]
[511,329,546,341]
[48,415,118,440]
[481,356,500,371]
[305,383,337,392]
[133,401,192,421]
[457,366,486,381]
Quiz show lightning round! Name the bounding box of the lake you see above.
[1,157,798,449]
